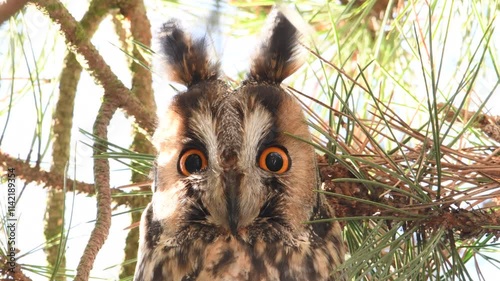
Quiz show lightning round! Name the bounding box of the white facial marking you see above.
[190,104,219,170]
[241,105,273,168]
[238,104,275,227]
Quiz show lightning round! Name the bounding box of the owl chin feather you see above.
[134,6,346,281]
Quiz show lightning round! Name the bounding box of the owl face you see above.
[152,11,316,240]
[153,80,317,238]
[135,9,345,281]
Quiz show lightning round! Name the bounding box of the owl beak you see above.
[222,169,242,235]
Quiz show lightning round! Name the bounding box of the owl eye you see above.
[258,147,291,174]
[178,149,208,176]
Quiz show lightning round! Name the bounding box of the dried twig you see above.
[309,96,500,238]
[438,102,500,142]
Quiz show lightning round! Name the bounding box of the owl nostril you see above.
[220,149,238,171]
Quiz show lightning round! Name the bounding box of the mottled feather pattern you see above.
[248,10,304,84]
[135,8,346,281]
[159,20,219,86]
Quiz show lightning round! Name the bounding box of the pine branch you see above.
[0,253,33,281]
[319,160,500,239]
[31,0,156,135]
[75,99,117,281]
[0,0,29,24]
[0,151,95,193]
[114,0,156,277]
[45,1,116,275]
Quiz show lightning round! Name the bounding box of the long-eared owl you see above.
[134,8,346,281]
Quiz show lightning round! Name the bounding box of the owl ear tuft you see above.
[247,8,306,84]
[159,20,220,87]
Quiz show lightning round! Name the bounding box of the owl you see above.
[134,9,346,281]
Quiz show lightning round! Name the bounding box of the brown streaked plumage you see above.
[134,8,346,281]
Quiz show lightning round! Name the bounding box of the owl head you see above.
[152,9,321,243]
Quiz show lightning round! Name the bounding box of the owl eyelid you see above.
[179,136,209,156]
[258,127,279,149]
[256,142,286,157]
[181,134,206,149]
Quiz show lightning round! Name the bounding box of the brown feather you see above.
[135,7,346,281]
[159,19,220,87]
[247,9,305,84]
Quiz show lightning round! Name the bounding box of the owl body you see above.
[136,206,342,281]
[134,9,345,281]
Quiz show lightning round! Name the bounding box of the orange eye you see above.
[258,146,290,174]
[178,149,208,176]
